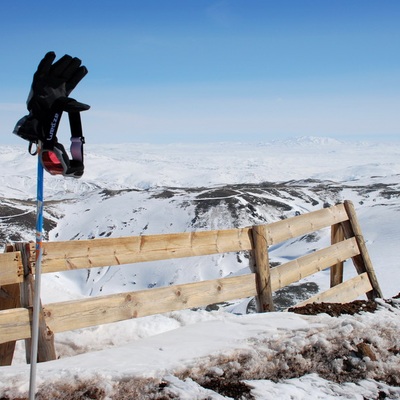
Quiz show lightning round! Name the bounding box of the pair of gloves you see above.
[14,51,90,155]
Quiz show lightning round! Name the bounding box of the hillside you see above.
[1,138,400,399]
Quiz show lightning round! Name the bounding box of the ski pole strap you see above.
[69,111,85,164]
[40,107,85,178]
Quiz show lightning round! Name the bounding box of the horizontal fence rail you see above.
[38,203,348,273]
[266,203,348,245]
[0,201,383,365]
[40,228,254,273]
[270,237,360,291]
[43,274,257,333]
[295,273,373,307]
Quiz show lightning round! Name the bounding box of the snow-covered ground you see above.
[2,302,400,399]
[1,137,400,399]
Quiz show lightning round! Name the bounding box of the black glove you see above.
[27,51,89,119]
[13,52,90,148]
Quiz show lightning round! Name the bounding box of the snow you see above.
[2,305,400,399]
[1,137,400,399]
[4,138,400,197]
[2,304,400,399]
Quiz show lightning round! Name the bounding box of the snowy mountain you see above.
[1,138,400,399]
[1,139,399,300]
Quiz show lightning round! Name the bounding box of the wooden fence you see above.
[0,200,382,366]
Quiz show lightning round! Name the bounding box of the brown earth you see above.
[289,292,399,317]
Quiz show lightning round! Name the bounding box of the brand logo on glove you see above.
[48,112,60,141]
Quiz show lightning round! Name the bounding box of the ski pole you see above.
[29,152,44,400]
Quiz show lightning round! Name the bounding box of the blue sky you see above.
[1,0,399,145]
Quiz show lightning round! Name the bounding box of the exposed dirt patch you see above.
[289,299,378,317]
[200,379,253,399]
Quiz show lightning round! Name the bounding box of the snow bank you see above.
[1,300,399,399]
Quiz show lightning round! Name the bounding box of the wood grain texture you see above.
[43,274,257,333]
[0,252,23,285]
[293,273,373,307]
[270,237,360,291]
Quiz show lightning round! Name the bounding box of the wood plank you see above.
[40,228,254,273]
[43,274,257,333]
[343,200,383,299]
[38,204,347,274]
[14,242,56,363]
[293,273,373,307]
[266,203,348,246]
[0,308,31,344]
[0,252,23,285]
[270,237,360,291]
[340,219,367,276]
[0,283,21,365]
[252,225,274,312]
[330,223,345,287]
[0,246,22,365]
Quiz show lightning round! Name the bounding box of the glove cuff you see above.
[13,114,40,144]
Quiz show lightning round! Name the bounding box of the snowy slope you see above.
[1,137,400,399]
[2,138,400,299]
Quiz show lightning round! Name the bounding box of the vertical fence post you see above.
[330,223,344,287]
[343,200,383,299]
[251,225,274,312]
[16,242,34,363]
[0,245,21,366]
[14,242,56,364]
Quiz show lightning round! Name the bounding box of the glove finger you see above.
[50,54,73,77]
[64,99,91,112]
[54,97,90,112]
[61,57,82,80]
[35,51,56,76]
[66,66,88,94]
